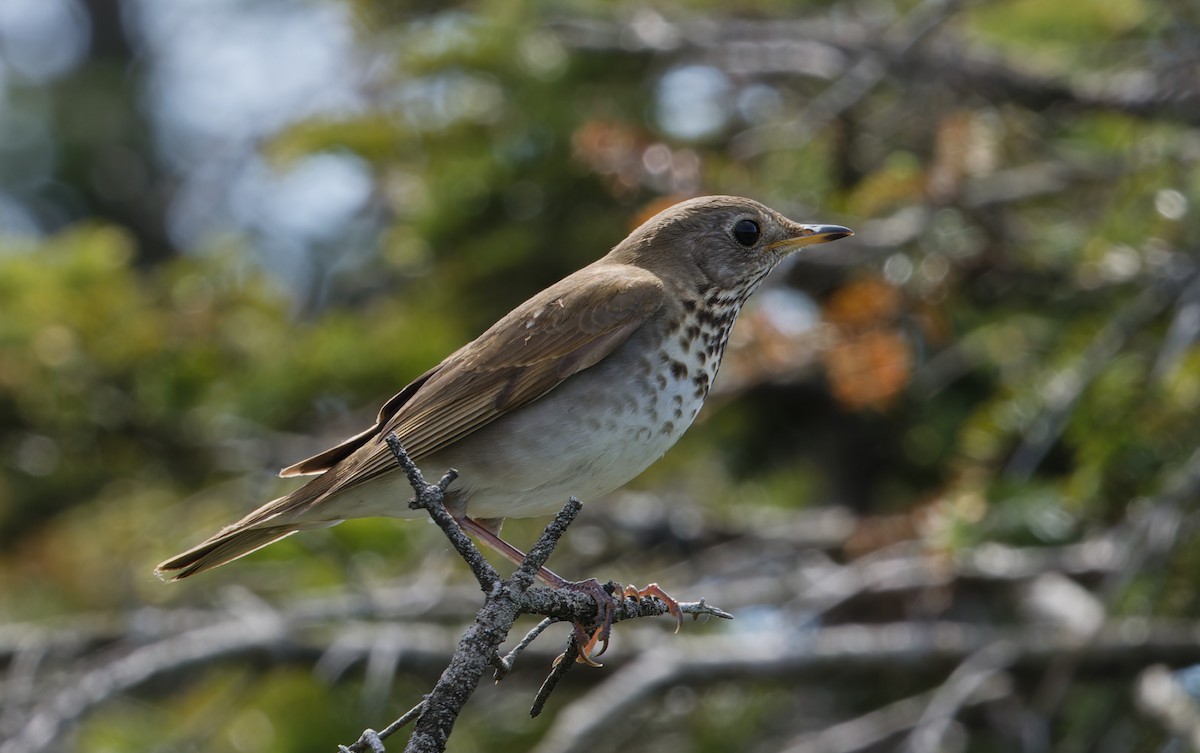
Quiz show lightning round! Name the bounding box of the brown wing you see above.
[158,263,665,579]
[284,262,664,509]
[279,365,440,477]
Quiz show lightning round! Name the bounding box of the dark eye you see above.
[733,219,760,247]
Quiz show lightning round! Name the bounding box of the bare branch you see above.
[494,618,556,681]
[1005,271,1197,481]
[0,613,286,753]
[529,635,583,720]
[552,15,1200,127]
[385,435,497,592]
[780,674,1012,753]
[340,702,423,753]
[530,619,1200,753]
[342,438,734,753]
[902,642,1019,753]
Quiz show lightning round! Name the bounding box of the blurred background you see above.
[3,0,1200,751]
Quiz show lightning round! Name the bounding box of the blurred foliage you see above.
[3,0,1200,750]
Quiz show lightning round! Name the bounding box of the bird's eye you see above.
[732,219,760,247]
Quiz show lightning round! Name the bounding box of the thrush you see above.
[157,195,851,647]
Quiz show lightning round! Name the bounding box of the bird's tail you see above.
[155,494,338,580]
[154,525,294,580]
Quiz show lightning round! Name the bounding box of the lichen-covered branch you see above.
[341,437,733,753]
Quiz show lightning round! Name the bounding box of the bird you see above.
[157,195,851,649]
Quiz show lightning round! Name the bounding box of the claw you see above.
[551,579,683,666]
[623,582,684,633]
[560,578,617,665]
[553,623,605,668]
[579,627,607,665]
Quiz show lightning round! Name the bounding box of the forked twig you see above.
[336,435,733,753]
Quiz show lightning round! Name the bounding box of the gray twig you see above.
[494,618,556,681]
[340,702,424,753]
[339,436,731,753]
[1004,271,1194,481]
[384,434,498,591]
[530,636,582,719]
[780,674,1012,753]
[902,642,1019,753]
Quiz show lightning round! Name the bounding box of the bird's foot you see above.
[621,582,684,633]
[553,581,684,666]
[557,578,617,667]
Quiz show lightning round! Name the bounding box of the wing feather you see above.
[286,263,664,506]
[279,366,441,477]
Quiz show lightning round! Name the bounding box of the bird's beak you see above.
[768,224,854,253]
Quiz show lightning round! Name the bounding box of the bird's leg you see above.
[455,515,681,663]
[454,515,617,663]
[454,516,567,584]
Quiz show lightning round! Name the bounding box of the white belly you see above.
[327,305,734,523]
[432,336,713,519]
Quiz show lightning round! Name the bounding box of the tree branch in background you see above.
[552,14,1200,130]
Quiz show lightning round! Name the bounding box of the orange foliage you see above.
[821,278,912,411]
[570,119,649,197]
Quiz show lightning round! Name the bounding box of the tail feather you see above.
[157,474,345,580]
[155,524,306,580]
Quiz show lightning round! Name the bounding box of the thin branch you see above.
[780,674,1012,753]
[513,497,584,591]
[0,525,1124,670]
[529,636,583,719]
[493,618,555,681]
[0,613,286,753]
[902,642,1019,753]
[384,435,498,592]
[340,702,424,753]
[733,0,973,158]
[529,619,1200,753]
[1005,270,1196,481]
[1030,448,1200,721]
[347,439,732,753]
[553,16,1200,127]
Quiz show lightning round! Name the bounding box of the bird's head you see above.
[612,195,852,292]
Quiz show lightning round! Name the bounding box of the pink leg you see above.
[455,516,571,587]
[455,515,682,663]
